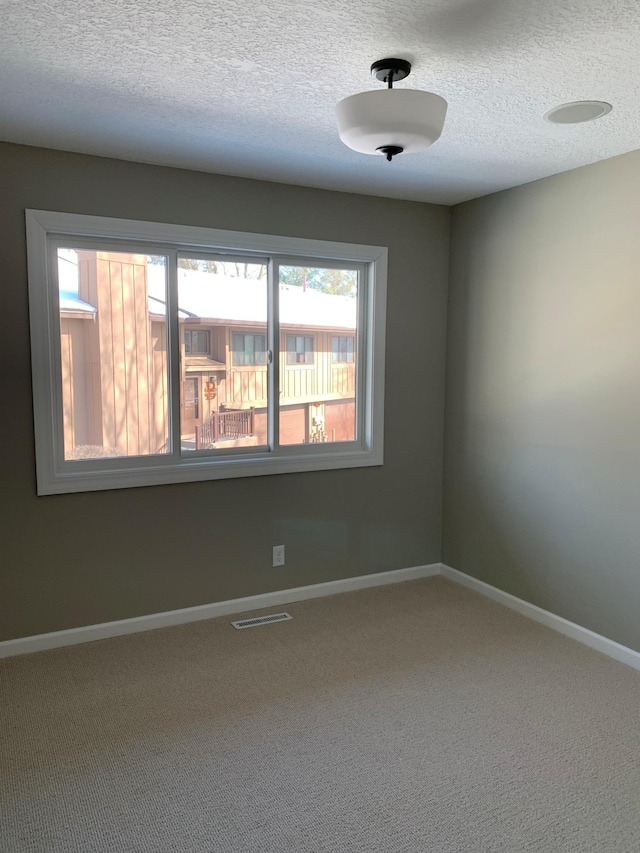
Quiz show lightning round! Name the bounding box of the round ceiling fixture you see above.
[544,101,612,124]
[336,58,448,162]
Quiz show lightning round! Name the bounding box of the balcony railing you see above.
[195,408,255,449]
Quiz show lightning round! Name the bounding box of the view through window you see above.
[56,251,360,461]
[57,248,170,461]
[176,257,268,453]
[279,265,358,446]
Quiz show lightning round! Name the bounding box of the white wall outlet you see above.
[272,545,285,567]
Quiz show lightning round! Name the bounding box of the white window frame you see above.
[26,210,387,495]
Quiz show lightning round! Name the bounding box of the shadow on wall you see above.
[445,297,640,637]
[443,183,640,649]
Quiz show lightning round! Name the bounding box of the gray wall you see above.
[0,142,450,642]
[443,149,640,651]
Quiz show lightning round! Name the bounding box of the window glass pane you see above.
[178,258,268,452]
[232,333,268,366]
[279,265,358,445]
[232,332,245,365]
[57,249,170,461]
[330,335,355,364]
[246,334,255,364]
[191,331,209,353]
[286,334,314,365]
[255,335,267,364]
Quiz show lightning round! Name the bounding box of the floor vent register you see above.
[231,612,293,630]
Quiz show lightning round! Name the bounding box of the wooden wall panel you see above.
[69,319,89,446]
[133,264,150,454]
[331,365,356,396]
[60,317,95,454]
[325,399,356,442]
[279,330,357,404]
[95,254,115,447]
[60,319,74,455]
[83,318,101,446]
[211,327,225,363]
[252,408,268,445]
[151,322,169,453]
[228,368,268,406]
[89,253,160,455]
[279,404,307,445]
[121,261,139,454]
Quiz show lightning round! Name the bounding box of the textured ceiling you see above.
[1,0,640,204]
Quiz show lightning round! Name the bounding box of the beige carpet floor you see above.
[2,576,640,852]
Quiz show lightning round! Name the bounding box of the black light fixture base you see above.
[371,58,411,86]
[376,145,404,162]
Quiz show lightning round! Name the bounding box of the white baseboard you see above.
[0,563,440,659]
[3,561,639,671]
[440,564,640,672]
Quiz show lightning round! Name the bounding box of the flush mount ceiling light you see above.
[336,58,448,162]
[544,101,613,124]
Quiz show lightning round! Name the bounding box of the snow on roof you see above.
[57,252,96,315]
[147,266,356,330]
[58,261,356,329]
[59,290,96,315]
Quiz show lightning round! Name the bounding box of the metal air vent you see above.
[231,612,292,630]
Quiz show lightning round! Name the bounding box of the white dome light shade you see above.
[336,89,448,157]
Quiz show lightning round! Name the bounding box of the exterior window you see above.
[184,330,210,354]
[332,336,355,363]
[26,210,387,494]
[286,335,314,364]
[232,333,267,366]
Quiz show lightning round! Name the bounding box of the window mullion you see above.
[356,263,369,447]
[268,259,280,451]
[48,238,67,471]
[167,250,181,457]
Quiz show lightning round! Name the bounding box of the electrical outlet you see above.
[272,545,285,567]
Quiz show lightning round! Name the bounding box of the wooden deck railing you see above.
[195,408,255,449]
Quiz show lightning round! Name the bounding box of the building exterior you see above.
[58,250,357,458]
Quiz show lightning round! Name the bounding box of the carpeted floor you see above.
[2,576,640,852]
